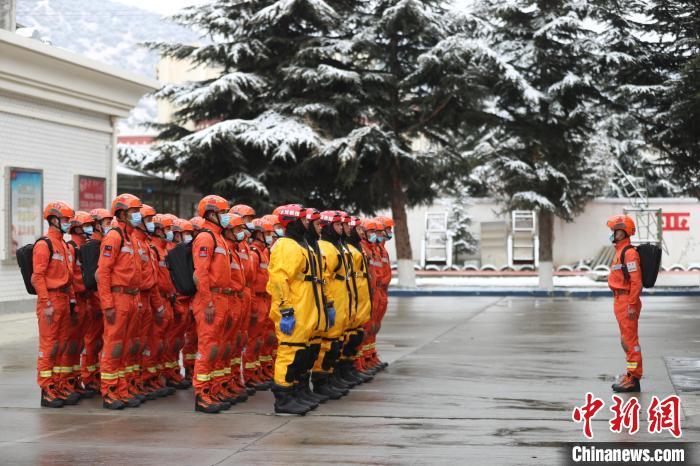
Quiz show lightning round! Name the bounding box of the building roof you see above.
[0,28,159,117]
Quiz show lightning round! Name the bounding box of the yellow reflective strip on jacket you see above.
[156,364,163,370]
[185,353,197,360]
[259,355,272,362]
[223,367,232,374]
[196,373,211,382]
[244,363,256,369]
[124,365,134,373]
[232,358,241,364]
[212,370,225,378]
[118,370,126,377]
[101,372,119,380]
[53,366,61,374]
[86,365,97,372]
[164,362,176,369]
[39,370,53,378]
[147,367,158,373]
[72,365,81,371]
[627,362,638,368]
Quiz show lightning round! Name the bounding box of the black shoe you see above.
[272,384,310,416]
[235,392,248,403]
[125,397,141,408]
[312,374,344,400]
[245,386,256,396]
[167,378,192,390]
[130,391,147,403]
[255,380,272,391]
[612,374,641,393]
[61,391,81,406]
[41,389,64,408]
[81,386,98,399]
[102,396,125,410]
[195,395,222,414]
[145,391,158,401]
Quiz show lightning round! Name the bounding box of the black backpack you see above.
[81,230,125,291]
[16,237,53,295]
[166,230,216,296]
[621,243,662,288]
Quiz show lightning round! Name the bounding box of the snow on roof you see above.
[117,162,177,181]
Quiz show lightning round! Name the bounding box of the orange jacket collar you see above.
[614,237,632,251]
[203,219,223,235]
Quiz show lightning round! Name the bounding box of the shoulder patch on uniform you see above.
[199,247,208,257]
[627,261,638,272]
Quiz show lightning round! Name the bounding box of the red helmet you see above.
[111,193,142,216]
[176,219,194,233]
[43,201,74,220]
[272,205,285,216]
[90,208,112,221]
[226,209,245,229]
[375,216,394,228]
[254,218,273,232]
[153,214,174,230]
[69,211,93,230]
[232,204,256,217]
[140,204,157,218]
[306,207,320,221]
[320,210,342,226]
[277,204,304,228]
[606,214,636,237]
[338,211,351,223]
[198,195,229,217]
[190,216,206,231]
[373,217,386,230]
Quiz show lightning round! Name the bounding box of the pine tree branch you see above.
[402,96,452,134]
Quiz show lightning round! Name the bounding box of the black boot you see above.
[330,370,354,390]
[339,360,368,385]
[301,373,328,404]
[612,374,641,393]
[312,373,345,400]
[293,382,319,410]
[40,386,64,408]
[272,384,310,415]
[195,389,223,414]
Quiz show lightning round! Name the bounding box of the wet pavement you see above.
[1,296,699,465]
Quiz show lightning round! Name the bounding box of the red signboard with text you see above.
[78,176,106,211]
[661,212,690,232]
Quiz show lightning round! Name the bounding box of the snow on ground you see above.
[391,273,700,288]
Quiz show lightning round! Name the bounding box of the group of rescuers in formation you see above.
[26,194,394,415]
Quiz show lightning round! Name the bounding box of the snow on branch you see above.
[248,0,338,30]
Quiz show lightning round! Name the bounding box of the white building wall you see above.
[385,197,700,269]
[0,91,112,305]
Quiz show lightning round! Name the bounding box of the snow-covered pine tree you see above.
[145,0,349,210]
[445,183,478,260]
[314,1,492,285]
[464,0,611,288]
[642,1,700,194]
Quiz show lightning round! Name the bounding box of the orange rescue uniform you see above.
[608,237,643,379]
[96,222,142,400]
[32,228,75,390]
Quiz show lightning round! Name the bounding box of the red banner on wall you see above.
[78,176,106,211]
[661,212,690,232]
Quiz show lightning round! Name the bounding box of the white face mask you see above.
[183,234,193,244]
